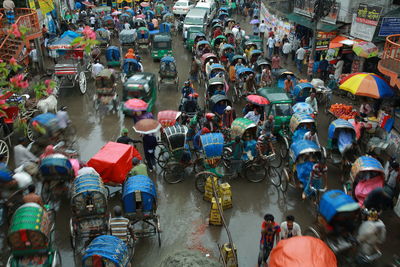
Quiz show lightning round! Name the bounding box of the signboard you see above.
[379,17,400,36]
[355,3,382,26]
[293,0,340,25]
[260,3,293,40]
[316,39,330,50]
[317,31,337,39]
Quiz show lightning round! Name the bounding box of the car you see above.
[173,0,195,15]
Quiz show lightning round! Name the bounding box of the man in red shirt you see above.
[258,214,281,266]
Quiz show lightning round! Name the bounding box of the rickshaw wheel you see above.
[79,72,87,95]
[154,216,161,247]
[193,158,205,173]
[268,166,281,187]
[26,123,34,142]
[156,149,170,169]
[303,224,323,239]
[0,139,10,165]
[277,136,289,159]
[195,171,216,193]
[280,168,290,192]
[244,162,267,183]
[163,162,185,184]
[69,218,75,250]
[51,75,61,95]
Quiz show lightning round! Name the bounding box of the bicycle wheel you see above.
[269,153,282,168]
[222,147,232,169]
[275,136,289,159]
[244,162,267,183]
[163,162,185,184]
[195,171,217,193]
[280,168,290,192]
[156,147,170,169]
[268,166,281,187]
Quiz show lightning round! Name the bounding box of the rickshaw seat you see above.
[55,64,78,75]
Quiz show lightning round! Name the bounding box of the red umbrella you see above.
[246,95,270,106]
[157,110,181,127]
[133,119,161,134]
[124,99,148,112]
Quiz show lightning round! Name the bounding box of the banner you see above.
[316,39,330,50]
[379,17,400,36]
[293,0,340,25]
[355,4,382,26]
[260,3,293,40]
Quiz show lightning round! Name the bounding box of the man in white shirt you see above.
[282,41,291,64]
[29,46,39,71]
[90,16,96,28]
[305,92,318,113]
[267,35,275,59]
[295,45,306,73]
[280,215,302,239]
[244,108,261,124]
[259,20,267,40]
[91,60,104,78]
[14,137,38,169]
[304,128,320,147]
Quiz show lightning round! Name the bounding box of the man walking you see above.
[259,20,267,41]
[267,35,275,59]
[258,214,280,266]
[282,41,291,65]
[295,45,306,74]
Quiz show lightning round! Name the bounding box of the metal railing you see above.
[380,34,400,74]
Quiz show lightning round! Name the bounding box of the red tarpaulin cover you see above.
[87,142,142,184]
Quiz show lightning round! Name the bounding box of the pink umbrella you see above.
[246,95,270,106]
[140,2,150,7]
[136,14,145,19]
[124,99,148,112]
[133,119,161,134]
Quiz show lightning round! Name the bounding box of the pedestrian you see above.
[129,157,148,176]
[334,56,344,80]
[267,35,275,59]
[282,41,291,64]
[124,48,136,59]
[14,137,39,176]
[116,128,141,145]
[295,45,306,73]
[318,55,329,81]
[280,215,302,239]
[258,213,280,267]
[253,23,260,36]
[109,205,136,243]
[259,20,267,41]
[291,37,300,61]
[226,136,245,177]
[142,133,157,172]
[23,184,44,206]
[271,53,280,71]
[305,92,318,113]
[189,57,199,82]
[284,75,294,94]
[29,45,39,72]
[3,0,15,24]
[222,105,236,128]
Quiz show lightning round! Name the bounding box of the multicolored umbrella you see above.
[292,102,314,113]
[352,41,378,58]
[339,73,394,99]
[133,119,161,134]
[246,95,270,106]
[124,99,148,112]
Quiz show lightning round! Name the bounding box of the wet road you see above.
[1,12,399,267]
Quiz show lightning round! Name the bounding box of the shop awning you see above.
[286,13,339,32]
[329,35,364,49]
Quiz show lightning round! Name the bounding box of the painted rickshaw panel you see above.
[231,118,257,138]
[201,133,224,159]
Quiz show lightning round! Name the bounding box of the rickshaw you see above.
[305,190,360,255]
[230,55,247,66]
[210,19,222,29]
[132,17,147,29]
[233,67,255,102]
[205,76,228,105]
[210,23,223,38]
[121,58,141,83]
[273,69,296,89]
[119,13,132,24]
[248,49,263,66]
[327,119,358,168]
[287,112,316,144]
[195,40,211,60]
[254,58,271,86]
[247,35,263,49]
[163,12,174,24]
[199,53,219,80]
[123,175,161,246]
[102,15,116,37]
[292,82,314,102]
[144,9,155,21]
[95,28,111,48]
[209,94,231,116]
[281,140,322,192]
[178,95,201,120]
[224,18,235,28]
[217,11,229,21]
[30,113,62,146]
[106,46,121,68]
[211,35,227,52]
[137,27,151,52]
[122,72,157,113]
[345,156,385,206]
[48,34,87,94]
[82,235,132,267]
[219,44,235,65]
[40,152,76,203]
[208,63,226,80]
[155,2,166,18]
[70,173,109,253]
[243,40,260,58]
[218,6,231,16]
[158,56,179,90]
[119,26,136,46]
[151,34,172,60]
[6,203,60,267]
[186,30,205,52]
[93,69,119,112]
[157,110,182,128]
[158,22,172,34]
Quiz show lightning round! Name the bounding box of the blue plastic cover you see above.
[293,82,313,96]
[61,30,80,39]
[32,113,57,127]
[123,59,140,73]
[103,15,113,22]
[0,166,13,182]
[161,56,175,63]
[73,174,104,195]
[236,67,255,76]
[210,63,225,71]
[296,161,314,185]
[39,157,73,176]
[123,175,156,213]
[292,128,309,143]
[219,7,229,12]
[290,140,320,160]
[159,22,171,33]
[218,12,229,18]
[197,40,210,46]
[106,46,120,61]
[328,119,355,139]
[319,190,359,222]
[250,49,262,56]
[82,235,129,267]
[222,44,234,50]
[201,133,224,159]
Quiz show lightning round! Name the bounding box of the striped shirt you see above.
[110,216,130,242]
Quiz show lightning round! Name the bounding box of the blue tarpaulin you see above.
[319,190,359,222]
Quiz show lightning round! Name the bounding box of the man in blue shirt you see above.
[318,56,329,81]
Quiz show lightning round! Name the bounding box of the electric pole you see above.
[307,0,335,80]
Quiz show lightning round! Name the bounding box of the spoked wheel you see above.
[195,171,217,193]
[268,166,281,188]
[280,168,290,192]
[244,162,267,183]
[51,74,61,95]
[192,158,204,173]
[26,123,34,142]
[79,72,87,94]
[0,139,10,165]
[156,147,170,170]
[163,162,185,184]
[222,147,232,169]
[269,152,282,168]
[277,136,289,159]
[154,216,161,247]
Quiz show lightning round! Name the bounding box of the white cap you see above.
[225,106,232,111]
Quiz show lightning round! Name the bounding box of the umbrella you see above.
[112,11,121,16]
[136,14,145,19]
[293,102,314,113]
[124,99,148,112]
[140,2,150,7]
[133,119,161,134]
[246,95,270,106]
[250,19,260,24]
[353,41,378,58]
[339,73,394,99]
[82,1,95,7]
[269,236,337,267]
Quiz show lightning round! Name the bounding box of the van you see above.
[195,1,216,25]
[183,8,208,38]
